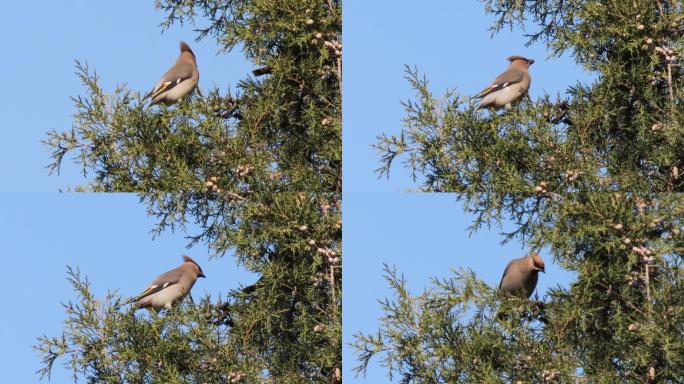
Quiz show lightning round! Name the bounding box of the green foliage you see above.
[364,1,684,383]
[353,265,562,383]
[45,0,341,193]
[38,0,341,382]
[36,267,258,384]
[36,193,341,383]
[377,1,683,193]
[355,194,684,383]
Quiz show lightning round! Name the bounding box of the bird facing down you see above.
[474,55,534,110]
[131,255,206,312]
[145,41,199,106]
[499,252,545,298]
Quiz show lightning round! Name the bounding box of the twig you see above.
[225,192,247,201]
[644,264,652,314]
[337,55,342,95]
[329,264,336,311]
[667,63,673,108]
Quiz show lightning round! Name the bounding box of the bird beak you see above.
[528,59,535,65]
[199,273,206,278]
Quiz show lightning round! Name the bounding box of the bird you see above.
[144,41,199,106]
[129,255,206,312]
[474,55,534,110]
[498,252,545,298]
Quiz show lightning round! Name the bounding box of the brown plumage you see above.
[475,56,534,110]
[131,255,206,312]
[498,252,545,298]
[145,41,200,106]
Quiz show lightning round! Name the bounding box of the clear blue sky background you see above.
[0,1,256,382]
[343,1,593,382]
[0,193,257,382]
[0,1,252,192]
[1,1,596,383]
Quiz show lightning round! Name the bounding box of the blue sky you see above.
[342,1,592,382]
[0,1,252,192]
[0,2,255,380]
[343,1,595,193]
[0,193,257,382]
[1,1,595,383]
[342,193,576,382]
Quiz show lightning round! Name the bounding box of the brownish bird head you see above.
[182,255,206,278]
[530,252,545,273]
[179,41,196,62]
[507,55,534,66]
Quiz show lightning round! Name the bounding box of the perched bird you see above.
[129,255,206,311]
[499,252,545,298]
[144,41,199,106]
[474,55,534,110]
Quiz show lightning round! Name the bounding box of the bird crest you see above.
[507,55,534,65]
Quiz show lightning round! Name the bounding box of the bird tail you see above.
[141,84,169,110]
[472,90,494,111]
[474,84,501,99]
[141,89,156,111]
[125,296,153,312]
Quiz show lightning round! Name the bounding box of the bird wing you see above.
[145,62,196,100]
[474,68,526,99]
[133,268,184,300]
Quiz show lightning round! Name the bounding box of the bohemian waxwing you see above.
[475,55,534,110]
[499,252,545,298]
[145,41,199,106]
[129,255,206,312]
